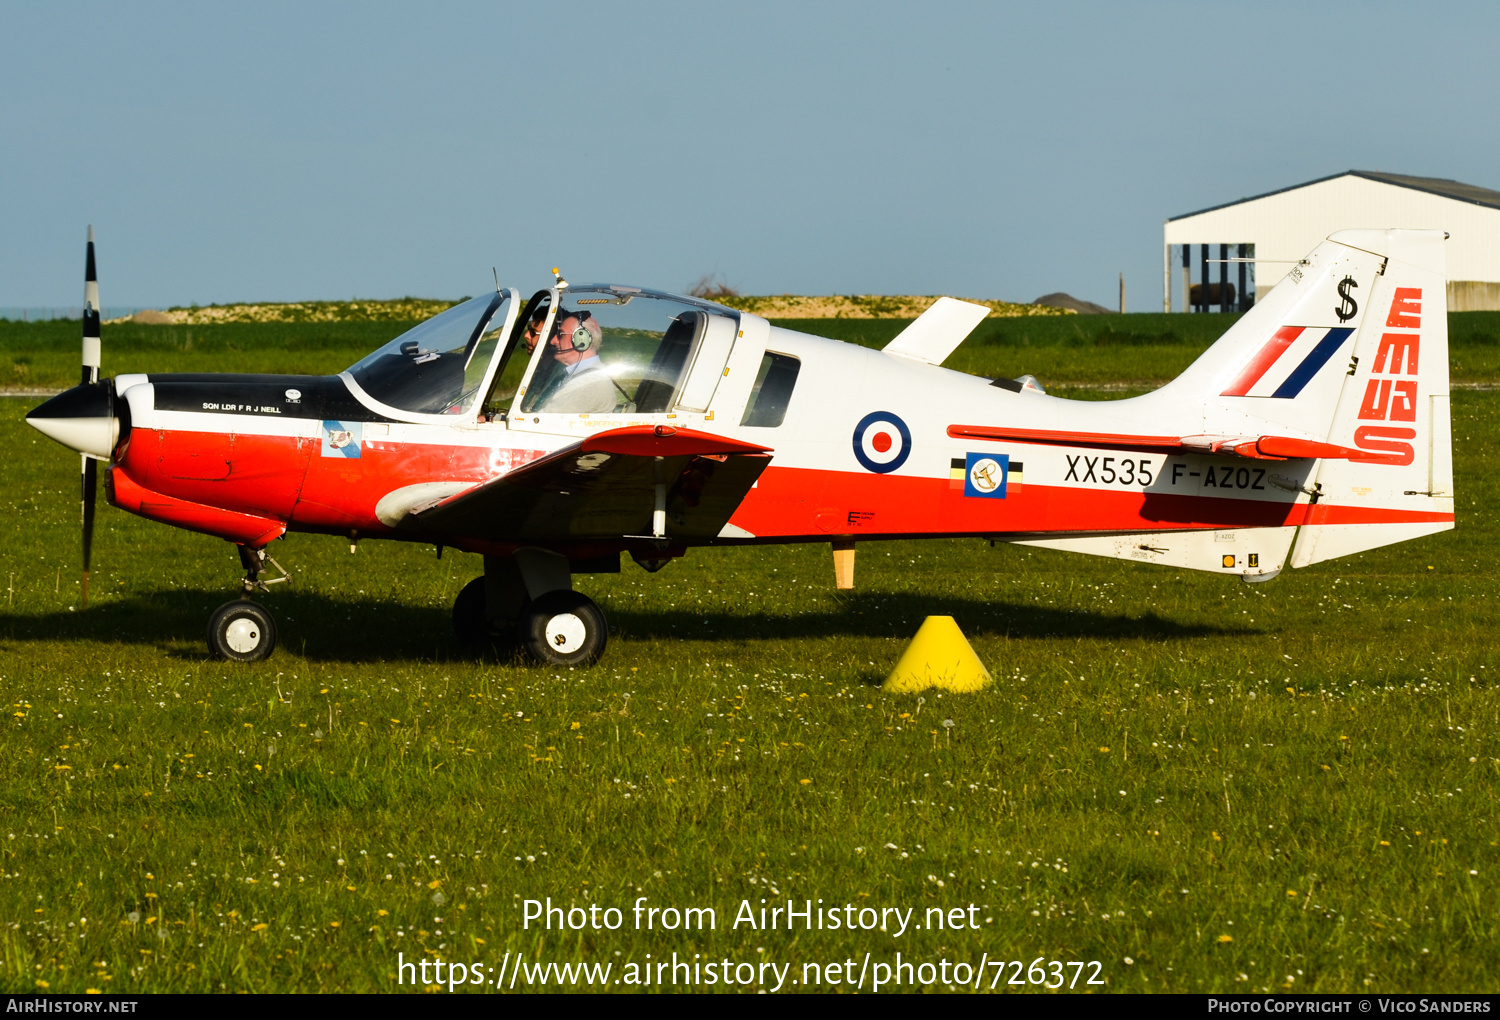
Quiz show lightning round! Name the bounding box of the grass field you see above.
[8,311,1500,391]
[0,317,1496,994]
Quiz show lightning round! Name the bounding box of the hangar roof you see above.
[1169,170,1500,221]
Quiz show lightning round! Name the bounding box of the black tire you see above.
[452,577,487,644]
[518,590,608,667]
[207,599,277,662]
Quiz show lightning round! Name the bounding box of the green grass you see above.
[1,336,1497,994]
[777,311,1500,387]
[8,312,1500,392]
[0,321,408,390]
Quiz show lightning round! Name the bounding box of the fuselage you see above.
[34,268,1453,579]
[105,326,1317,556]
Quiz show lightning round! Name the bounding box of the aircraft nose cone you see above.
[28,382,119,459]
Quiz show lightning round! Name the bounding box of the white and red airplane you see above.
[28,228,1453,666]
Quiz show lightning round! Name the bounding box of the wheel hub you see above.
[225,617,262,653]
[544,613,586,653]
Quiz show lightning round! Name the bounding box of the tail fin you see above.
[1156,228,1453,566]
[1288,229,1453,565]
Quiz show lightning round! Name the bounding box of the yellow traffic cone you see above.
[883,616,991,693]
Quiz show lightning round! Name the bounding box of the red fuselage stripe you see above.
[118,427,1451,546]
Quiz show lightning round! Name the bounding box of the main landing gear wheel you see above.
[452,577,487,644]
[519,590,607,667]
[208,599,278,662]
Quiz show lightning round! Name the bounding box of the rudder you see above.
[1288,229,1454,567]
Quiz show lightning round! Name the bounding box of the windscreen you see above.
[347,293,511,415]
[518,287,736,415]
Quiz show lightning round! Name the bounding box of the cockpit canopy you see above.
[345,293,512,416]
[518,286,738,416]
[343,284,741,422]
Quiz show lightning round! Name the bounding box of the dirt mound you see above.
[718,295,1070,319]
[1032,292,1114,315]
[110,297,460,325]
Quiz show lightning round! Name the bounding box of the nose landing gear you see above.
[206,544,289,663]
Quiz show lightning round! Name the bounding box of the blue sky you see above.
[4,1,1497,309]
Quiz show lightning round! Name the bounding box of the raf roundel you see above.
[852,411,912,473]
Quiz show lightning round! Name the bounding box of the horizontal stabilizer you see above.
[882,297,989,366]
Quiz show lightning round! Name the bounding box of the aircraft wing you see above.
[401,426,773,543]
[947,425,1365,461]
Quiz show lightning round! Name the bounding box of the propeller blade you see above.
[80,227,100,608]
[81,455,96,610]
[82,226,100,386]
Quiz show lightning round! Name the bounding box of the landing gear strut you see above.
[451,549,609,666]
[206,544,288,663]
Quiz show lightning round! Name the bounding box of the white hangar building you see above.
[1162,170,1500,312]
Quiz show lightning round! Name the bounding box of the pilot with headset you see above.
[533,310,618,413]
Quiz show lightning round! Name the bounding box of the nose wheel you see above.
[207,544,287,662]
[208,599,278,662]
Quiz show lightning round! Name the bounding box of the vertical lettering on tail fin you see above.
[1389,380,1418,422]
[1359,379,1392,420]
[1352,426,1416,466]
[1373,333,1420,374]
[1355,287,1422,463]
[1385,288,1422,328]
[1357,379,1419,421]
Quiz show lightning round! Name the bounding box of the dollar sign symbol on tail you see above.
[1335,276,1359,322]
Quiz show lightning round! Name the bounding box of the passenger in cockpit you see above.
[535,311,618,413]
[521,310,548,353]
